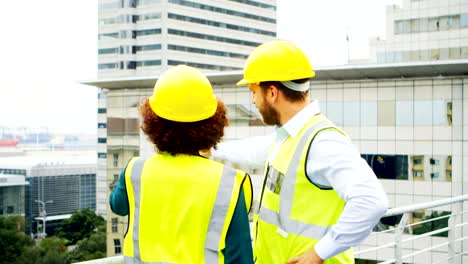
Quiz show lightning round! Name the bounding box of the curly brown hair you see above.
[139,98,229,156]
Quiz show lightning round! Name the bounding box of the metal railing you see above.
[355,194,468,264]
[76,195,468,264]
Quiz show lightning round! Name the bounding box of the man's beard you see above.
[260,101,280,126]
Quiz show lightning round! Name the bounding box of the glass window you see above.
[325,102,343,126]
[419,49,429,61]
[362,154,408,180]
[395,21,403,34]
[114,239,121,254]
[402,51,411,62]
[410,19,420,32]
[112,218,118,233]
[386,51,396,63]
[113,153,119,167]
[447,102,453,126]
[378,101,395,126]
[410,50,419,61]
[394,51,403,62]
[461,13,468,27]
[430,49,440,60]
[449,47,461,59]
[429,17,439,31]
[361,102,377,126]
[433,100,448,126]
[413,156,423,165]
[415,101,433,126]
[343,102,360,126]
[462,47,468,59]
[440,48,449,60]
[448,15,460,29]
[396,101,414,126]
[402,20,410,33]
[439,16,449,31]
[419,17,429,32]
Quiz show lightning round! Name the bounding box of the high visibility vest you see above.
[123,153,252,264]
[254,113,354,264]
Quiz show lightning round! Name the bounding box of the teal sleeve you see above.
[224,189,254,264]
[109,169,129,216]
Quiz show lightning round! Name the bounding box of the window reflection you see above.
[396,101,413,126]
[343,102,360,126]
[360,102,377,126]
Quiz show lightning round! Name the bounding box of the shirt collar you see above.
[275,100,321,141]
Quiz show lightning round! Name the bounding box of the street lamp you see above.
[35,199,53,238]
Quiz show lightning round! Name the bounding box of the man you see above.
[110,65,254,264]
[215,40,388,263]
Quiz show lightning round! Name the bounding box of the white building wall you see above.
[369,0,468,63]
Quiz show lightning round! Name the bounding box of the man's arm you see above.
[211,134,273,169]
[299,131,388,261]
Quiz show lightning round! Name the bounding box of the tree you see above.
[33,237,69,264]
[56,208,105,245]
[0,216,35,264]
[68,232,106,263]
[412,211,450,237]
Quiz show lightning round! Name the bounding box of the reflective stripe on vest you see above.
[126,158,239,264]
[258,119,334,240]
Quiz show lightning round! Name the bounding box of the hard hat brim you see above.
[236,79,251,86]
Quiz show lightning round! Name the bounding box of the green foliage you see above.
[412,211,451,237]
[0,216,35,264]
[32,237,69,264]
[68,232,106,263]
[56,208,105,245]
[0,210,107,264]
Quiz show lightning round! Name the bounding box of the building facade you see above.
[98,0,277,79]
[96,0,277,255]
[86,61,468,261]
[369,0,468,63]
[0,151,97,236]
[0,173,28,217]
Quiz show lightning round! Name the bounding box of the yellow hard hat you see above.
[149,65,217,122]
[237,40,315,86]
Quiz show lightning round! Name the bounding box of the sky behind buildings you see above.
[0,0,401,135]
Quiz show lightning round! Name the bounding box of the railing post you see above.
[448,201,462,264]
[395,213,409,264]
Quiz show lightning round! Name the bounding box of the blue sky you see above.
[0,0,401,135]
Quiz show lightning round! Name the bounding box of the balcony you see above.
[77,195,468,264]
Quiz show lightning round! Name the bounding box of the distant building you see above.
[0,150,96,236]
[0,173,28,217]
[369,0,468,63]
[98,0,277,79]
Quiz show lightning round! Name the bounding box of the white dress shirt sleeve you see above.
[211,134,274,169]
[308,131,388,260]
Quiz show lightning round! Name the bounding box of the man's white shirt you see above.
[213,100,388,260]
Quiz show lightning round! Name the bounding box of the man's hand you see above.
[286,248,324,264]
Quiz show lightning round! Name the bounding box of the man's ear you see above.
[268,84,280,103]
